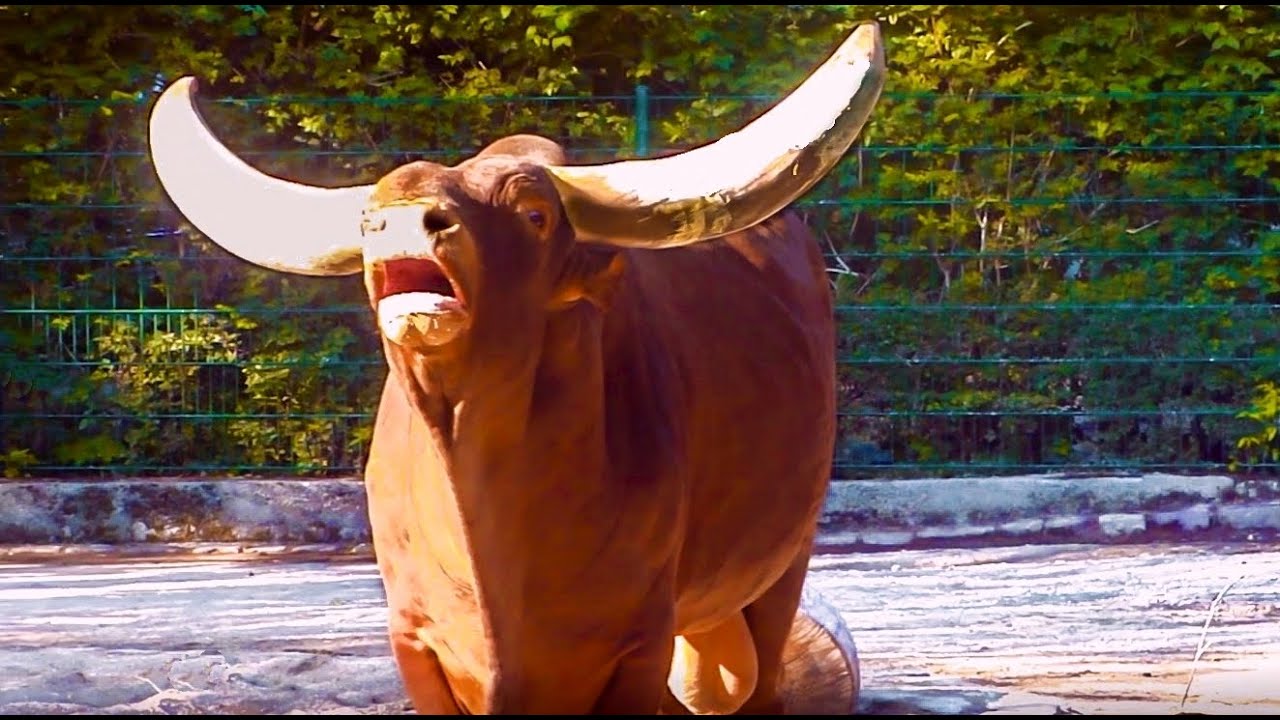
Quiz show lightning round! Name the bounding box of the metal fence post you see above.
[633,83,650,158]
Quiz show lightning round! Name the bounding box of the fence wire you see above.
[2,89,1277,478]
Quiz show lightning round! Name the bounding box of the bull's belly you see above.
[668,403,833,635]
[670,484,827,635]
[671,546,811,636]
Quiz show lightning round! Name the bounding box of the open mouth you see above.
[372,258,470,349]
[377,258,456,300]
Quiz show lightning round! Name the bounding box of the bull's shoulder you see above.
[725,210,827,275]
[736,209,821,246]
[611,210,832,335]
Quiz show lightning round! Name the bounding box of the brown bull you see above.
[147,22,886,714]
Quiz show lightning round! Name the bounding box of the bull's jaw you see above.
[377,291,470,350]
[368,256,471,352]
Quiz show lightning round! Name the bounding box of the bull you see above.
[147,21,886,715]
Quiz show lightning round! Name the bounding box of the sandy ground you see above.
[0,542,1276,715]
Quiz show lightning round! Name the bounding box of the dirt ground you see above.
[809,542,1280,715]
[0,541,1276,715]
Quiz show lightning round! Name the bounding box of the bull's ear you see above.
[548,245,626,311]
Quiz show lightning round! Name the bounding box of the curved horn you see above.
[148,77,370,276]
[546,21,886,249]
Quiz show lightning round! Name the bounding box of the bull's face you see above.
[147,23,885,364]
[358,140,587,362]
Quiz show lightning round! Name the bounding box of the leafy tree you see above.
[1,5,1276,477]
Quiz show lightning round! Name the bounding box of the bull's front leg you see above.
[593,632,678,714]
[592,596,679,715]
[387,609,464,714]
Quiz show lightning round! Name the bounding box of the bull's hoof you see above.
[780,583,860,715]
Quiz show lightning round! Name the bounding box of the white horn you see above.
[148,77,370,276]
[546,21,886,249]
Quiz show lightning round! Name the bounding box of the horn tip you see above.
[157,77,202,105]
[849,22,885,66]
[173,76,200,96]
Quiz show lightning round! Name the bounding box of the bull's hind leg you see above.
[777,583,860,715]
[732,553,811,715]
[738,557,860,716]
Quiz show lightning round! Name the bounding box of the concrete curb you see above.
[1,474,1278,552]
[818,473,1280,550]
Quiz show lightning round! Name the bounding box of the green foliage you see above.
[1,5,1277,477]
[1236,382,1280,469]
[815,5,1279,476]
[2,449,37,479]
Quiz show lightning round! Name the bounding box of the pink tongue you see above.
[376,292,469,348]
[379,291,462,317]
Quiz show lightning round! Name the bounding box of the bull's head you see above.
[148,23,884,361]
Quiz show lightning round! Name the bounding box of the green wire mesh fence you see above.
[2,87,1277,479]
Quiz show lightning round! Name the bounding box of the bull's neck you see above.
[377,305,620,711]
[386,307,610,494]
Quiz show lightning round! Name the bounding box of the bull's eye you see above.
[526,209,546,230]
[423,209,454,235]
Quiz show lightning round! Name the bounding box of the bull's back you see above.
[622,212,837,629]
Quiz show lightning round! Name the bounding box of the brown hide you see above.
[361,150,835,713]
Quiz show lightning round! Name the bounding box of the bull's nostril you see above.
[423,209,455,235]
